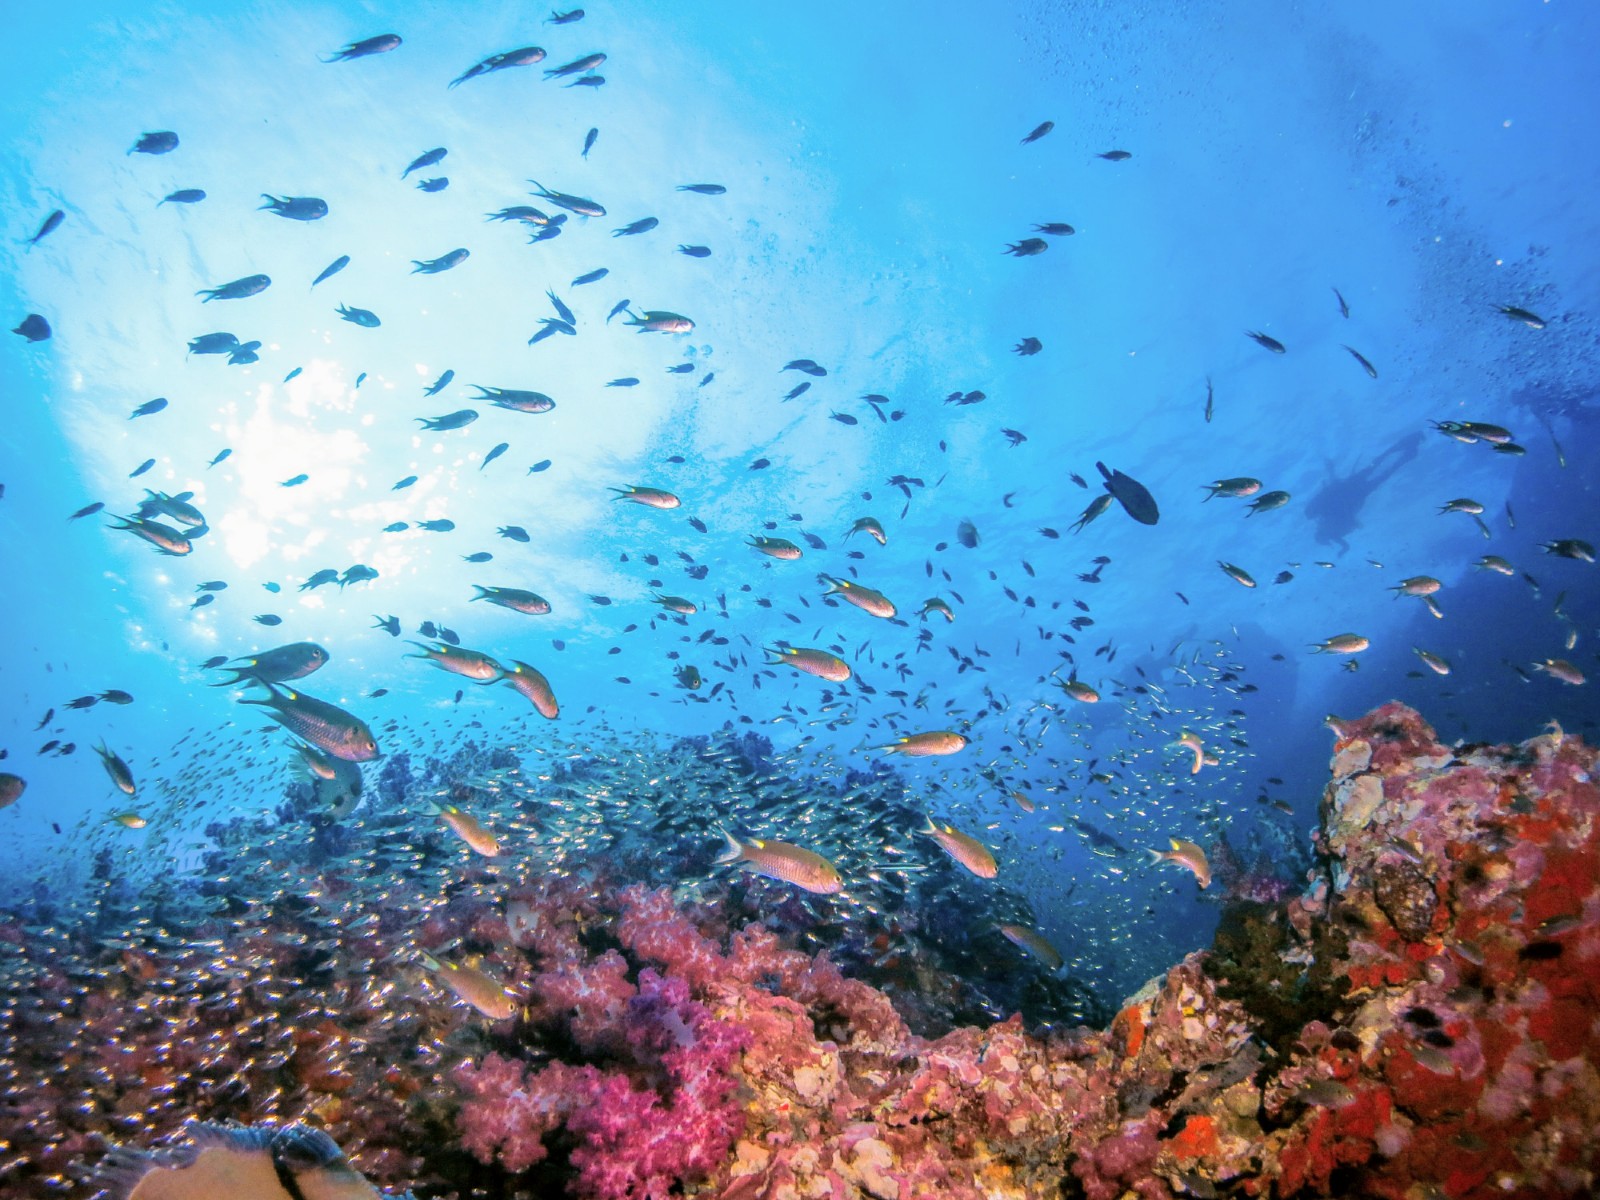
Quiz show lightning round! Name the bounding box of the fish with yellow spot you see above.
[406,641,504,682]
[820,574,896,618]
[94,742,137,795]
[996,923,1062,970]
[872,731,968,757]
[240,682,381,762]
[433,801,501,855]
[919,597,954,623]
[501,659,559,718]
[1391,576,1441,597]
[1172,730,1205,775]
[1414,648,1452,676]
[846,516,886,545]
[610,483,680,508]
[1311,633,1368,655]
[418,951,518,1019]
[747,536,802,560]
[1058,677,1099,703]
[765,644,851,682]
[715,827,842,894]
[1149,838,1211,888]
[1533,658,1585,686]
[921,817,997,878]
[108,810,148,829]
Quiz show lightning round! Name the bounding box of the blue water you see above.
[2,2,1598,1003]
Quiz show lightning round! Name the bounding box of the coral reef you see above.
[4,705,1599,1198]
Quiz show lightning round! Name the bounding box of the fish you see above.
[1097,149,1132,160]
[407,641,504,682]
[653,594,698,615]
[678,244,712,258]
[1014,337,1043,355]
[501,660,559,718]
[393,475,418,490]
[1218,562,1256,588]
[1341,345,1378,378]
[481,443,510,469]
[625,310,694,333]
[188,332,239,355]
[311,255,350,288]
[1149,838,1211,888]
[549,8,585,24]
[1391,576,1442,597]
[108,810,148,828]
[412,248,470,274]
[571,267,609,286]
[921,818,997,878]
[528,179,606,217]
[1333,287,1350,318]
[499,525,530,541]
[820,575,896,618]
[94,742,137,794]
[197,274,270,301]
[1245,330,1286,353]
[255,614,283,626]
[1021,120,1054,144]
[240,682,381,761]
[162,188,208,206]
[956,519,980,547]
[851,518,889,544]
[450,45,546,88]
[919,597,954,623]
[433,804,502,858]
[996,924,1062,970]
[1532,659,1585,686]
[765,645,851,682]
[472,385,555,414]
[0,773,24,809]
[323,33,403,62]
[12,314,50,342]
[1005,238,1048,257]
[544,52,605,78]
[873,731,967,757]
[1540,539,1595,562]
[1058,678,1100,703]
[1202,477,1261,500]
[614,217,659,236]
[68,501,105,521]
[403,147,447,177]
[716,829,842,894]
[676,664,702,690]
[1414,648,1452,676]
[129,131,179,155]
[677,183,727,195]
[373,615,401,637]
[281,473,309,488]
[472,585,551,615]
[259,194,327,221]
[26,209,64,247]
[416,409,479,431]
[337,304,381,327]
[108,514,192,556]
[425,369,455,395]
[208,642,329,687]
[583,127,598,157]
[748,536,802,560]
[1245,490,1290,516]
[1494,304,1545,330]
[1096,462,1159,525]
[419,950,517,1018]
[1311,633,1369,655]
[611,484,680,509]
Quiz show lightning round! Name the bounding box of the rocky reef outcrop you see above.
[9,704,1599,1199]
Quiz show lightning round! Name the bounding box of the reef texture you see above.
[6,704,1600,1199]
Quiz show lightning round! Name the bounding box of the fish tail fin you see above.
[470,586,491,602]
[418,951,442,974]
[1147,847,1168,865]
[920,815,940,836]
[714,825,745,863]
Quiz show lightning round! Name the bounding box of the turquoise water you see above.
[2,0,1597,1030]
